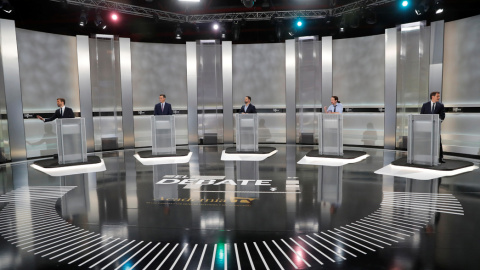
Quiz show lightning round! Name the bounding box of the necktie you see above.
[60,108,63,117]
[162,103,164,112]
[334,106,336,112]
[432,103,436,113]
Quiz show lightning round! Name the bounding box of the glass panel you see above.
[90,36,123,151]
[318,113,343,156]
[56,118,87,164]
[151,115,176,155]
[407,114,440,166]
[236,114,258,152]
[0,78,9,162]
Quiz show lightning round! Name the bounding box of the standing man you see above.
[240,96,257,114]
[154,94,173,115]
[420,91,445,162]
[324,96,343,114]
[36,98,74,122]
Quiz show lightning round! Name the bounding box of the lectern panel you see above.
[407,114,440,166]
[318,114,343,156]
[151,116,176,155]
[236,114,258,152]
[56,118,87,164]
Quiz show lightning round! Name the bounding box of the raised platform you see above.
[31,156,106,176]
[298,150,369,166]
[375,157,479,180]
[134,149,192,165]
[221,147,277,161]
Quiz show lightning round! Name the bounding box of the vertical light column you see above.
[0,19,26,161]
[384,28,398,150]
[186,42,198,144]
[285,39,296,144]
[222,41,233,144]
[429,20,445,97]
[321,36,333,110]
[76,35,95,152]
[119,38,135,149]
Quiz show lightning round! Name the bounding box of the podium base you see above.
[375,158,478,180]
[134,149,192,165]
[221,147,277,161]
[31,156,106,176]
[297,150,369,166]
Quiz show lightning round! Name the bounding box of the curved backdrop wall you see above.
[0,14,479,162]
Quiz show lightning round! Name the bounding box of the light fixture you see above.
[0,0,13,13]
[111,13,119,21]
[295,18,303,27]
[402,1,409,7]
[220,23,226,39]
[349,12,359,28]
[434,0,443,14]
[339,16,346,33]
[95,10,107,30]
[79,10,88,27]
[175,24,183,39]
[213,23,219,30]
[275,20,283,41]
[233,21,241,41]
[241,0,255,8]
[179,0,201,2]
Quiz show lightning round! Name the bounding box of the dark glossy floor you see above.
[1,145,480,270]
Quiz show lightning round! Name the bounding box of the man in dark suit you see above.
[420,91,445,162]
[240,96,257,114]
[154,94,173,115]
[36,98,75,122]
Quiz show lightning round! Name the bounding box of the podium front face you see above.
[56,118,88,164]
[408,114,440,166]
[318,114,343,156]
[151,116,176,155]
[236,114,258,152]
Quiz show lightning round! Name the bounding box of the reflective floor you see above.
[1,145,480,270]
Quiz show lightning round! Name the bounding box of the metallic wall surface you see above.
[321,36,333,110]
[429,21,444,97]
[285,39,296,144]
[76,35,95,152]
[384,27,398,150]
[186,42,198,144]
[0,20,26,161]
[222,41,233,144]
[119,38,135,149]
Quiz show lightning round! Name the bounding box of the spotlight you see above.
[194,23,200,32]
[241,0,255,8]
[0,0,13,13]
[296,19,303,27]
[220,23,226,39]
[275,20,283,41]
[95,11,107,30]
[79,10,88,27]
[338,16,346,33]
[233,21,241,41]
[434,0,443,14]
[401,1,409,7]
[288,26,296,37]
[111,13,119,21]
[213,23,219,30]
[415,1,430,15]
[175,24,183,39]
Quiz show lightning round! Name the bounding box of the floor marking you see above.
[312,234,356,257]
[88,240,136,268]
[24,229,84,250]
[298,236,335,263]
[254,242,269,270]
[358,219,413,235]
[210,244,217,270]
[114,242,152,270]
[380,203,464,215]
[369,213,426,227]
[155,243,179,270]
[381,198,462,207]
[305,235,346,260]
[142,243,168,270]
[345,225,399,242]
[363,217,417,232]
[355,220,410,237]
[56,237,111,261]
[289,238,324,265]
[170,244,188,270]
[327,231,375,252]
[382,201,465,212]
[373,210,431,223]
[39,232,96,256]
[350,223,404,240]
[335,229,386,248]
[190,190,301,194]
[234,243,241,270]
[244,243,255,270]
[183,243,197,270]
[281,239,311,267]
[2,219,66,235]
[14,226,75,245]
[196,244,207,270]
[68,238,120,264]
[272,240,298,269]
[262,241,284,270]
[100,241,145,270]
[378,207,434,219]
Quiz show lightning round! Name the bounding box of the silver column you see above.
[285,39,296,144]
[119,38,135,149]
[384,27,398,150]
[321,36,333,110]
[222,41,233,144]
[429,20,445,97]
[76,35,95,152]
[186,42,198,144]
[0,19,26,161]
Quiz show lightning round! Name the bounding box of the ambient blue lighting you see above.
[297,20,303,27]
[402,1,409,7]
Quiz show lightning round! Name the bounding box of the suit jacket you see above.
[420,101,445,121]
[154,102,173,115]
[44,107,75,122]
[239,104,257,114]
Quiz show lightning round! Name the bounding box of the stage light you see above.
[175,24,183,39]
[220,23,226,39]
[415,0,430,16]
[233,21,241,41]
[296,19,303,27]
[95,11,107,30]
[0,0,13,13]
[338,16,346,33]
[111,13,118,21]
[402,1,409,7]
[213,23,219,30]
[275,20,283,41]
[79,10,88,27]
[434,0,443,14]
[241,0,255,8]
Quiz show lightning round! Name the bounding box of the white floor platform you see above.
[220,150,278,161]
[134,152,192,165]
[31,159,106,177]
[297,154,370,166]
[375,164,479,180]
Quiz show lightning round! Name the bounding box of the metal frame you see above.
[52,0,396,23]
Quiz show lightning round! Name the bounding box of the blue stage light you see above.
[402,1,409,7]
[296,20,302,27]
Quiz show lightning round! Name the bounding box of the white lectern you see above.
[151,115,176,155]
[318,114,343,156]
[56,118,88,164]
[236,114,258,152]
[407,114,440,166]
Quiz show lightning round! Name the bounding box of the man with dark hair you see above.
[36,98,74,122]
[420,91,445,162]
[154,94,173,115]
[324,96,343,114]
[240,96,257,114]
